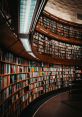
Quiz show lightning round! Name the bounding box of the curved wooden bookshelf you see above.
[36,25,82,46]
[1,47,82,117]
[31,11,82,65]
[32,46,82,66]
[32,31,82,65]
[36,10,82,45]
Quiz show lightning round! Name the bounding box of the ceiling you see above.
[44,0,82,24]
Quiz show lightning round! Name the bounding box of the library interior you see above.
[0,0,82,117]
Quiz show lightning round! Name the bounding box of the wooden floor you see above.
[33,92,82,117]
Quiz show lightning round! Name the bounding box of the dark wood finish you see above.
[34,92,82,117]
[0,23,35,60]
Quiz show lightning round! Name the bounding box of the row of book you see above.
[0,74,74,93]
[29,82,42,90]
[33,32,82,50]
[33,32,82,59]
[38,15,82,39]
[0,65,80,92]
[0,73,81,117]
[0,86,43,107]
[0,49,28,65]
[0,87,44,115]
[0,82,29,102]
[0,74,29,91]
[0,69,80,89]
[0,48,82,116]
[0,72,80,104]
[1,62,77,75]
[0,63,29,74]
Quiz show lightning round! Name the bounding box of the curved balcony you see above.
[30,10,82,65]
[31,31,82,65]
[36,11,82,45]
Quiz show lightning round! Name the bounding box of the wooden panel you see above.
[0,24,35,60]
[0,24,18,48]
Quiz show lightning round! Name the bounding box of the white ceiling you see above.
[44,0,82,24]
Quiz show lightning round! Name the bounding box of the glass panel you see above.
[20,0,37,33]
[21,38,31,52]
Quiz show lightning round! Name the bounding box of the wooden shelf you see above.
[32,32,82,65]
[36,11,82,45]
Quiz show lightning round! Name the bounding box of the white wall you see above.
[45,0,82,24]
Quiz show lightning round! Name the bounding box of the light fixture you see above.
[20,0,37,34]
[19,0,47,59]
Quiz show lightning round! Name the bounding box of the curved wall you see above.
[45,0,82,24]
[0,48,82,117]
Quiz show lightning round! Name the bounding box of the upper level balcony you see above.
[36,11,82,45]
[31,11,82,65]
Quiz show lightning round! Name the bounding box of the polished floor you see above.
[33,92,82,117]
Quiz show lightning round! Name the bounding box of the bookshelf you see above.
[75,66,82,80]
[33,32,82,60]
[0,48,82,117]
[37,14,82,40]
[0,49,30,117]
